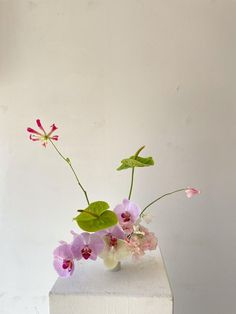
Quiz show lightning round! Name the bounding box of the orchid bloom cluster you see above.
[27,120,200,278]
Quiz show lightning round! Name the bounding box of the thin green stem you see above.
[140,188,186,217]
[134,145,145,157]
[49,139,90,205]
[128,167,135,200]
[127,145,145,200]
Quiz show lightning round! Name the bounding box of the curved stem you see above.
[140,188,186,217]
[49,139,90,205]
[128,167,135,200]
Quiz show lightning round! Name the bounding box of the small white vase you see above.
[109,261,121,272]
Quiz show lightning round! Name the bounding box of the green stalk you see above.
[49,139,90,205]
[128,167,135,200]
[140,188,186,217]
[128,146,145,200]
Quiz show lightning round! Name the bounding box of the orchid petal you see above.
[89,251,98,260]
[114,199,141,225]
[53,257,74,277]
[115,240,130,260]
[125,199,140,220]
[113,203,124,217]
[53,242,74,260]
[89,235,104,255]
[71,235,83,260]
[110,225,125,239]
[99,239,130,269]
[80,232,90,245]
[102,250,119,269]
[70,230,79,238]
[96,225,125,240]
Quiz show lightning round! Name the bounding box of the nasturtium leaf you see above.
[74,201,118,232]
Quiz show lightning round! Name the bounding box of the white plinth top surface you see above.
[50,248,172,298]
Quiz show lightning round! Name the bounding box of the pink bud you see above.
[185,188,200,198]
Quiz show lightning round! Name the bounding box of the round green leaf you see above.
[85,201,109,216]
[74,210,118,232]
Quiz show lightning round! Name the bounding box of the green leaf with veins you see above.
[117,146,155,171]
[74,201,118,232]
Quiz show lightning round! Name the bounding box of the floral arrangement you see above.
[27,119,200,278]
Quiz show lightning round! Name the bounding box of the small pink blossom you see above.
[71,232,104,261]
[27,119,59,147]
[53,242,74,278]
[185,188,200,198]
[114,199,141,234]
[127,225,157,259]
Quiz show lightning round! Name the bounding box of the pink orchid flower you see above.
[27,119,59,147]
[96,225,125,240]
[71,232,104,261]
[114,199,141,233]
[53,242,74,278]
[98,226,130,269]
[185,188,200,198]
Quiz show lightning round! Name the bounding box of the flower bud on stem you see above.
[140,188,186,217]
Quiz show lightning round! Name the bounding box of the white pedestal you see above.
[49,248,173,314]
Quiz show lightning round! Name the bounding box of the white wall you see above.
[0,1,236,313]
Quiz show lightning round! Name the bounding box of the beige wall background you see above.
[0,0,236,313]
